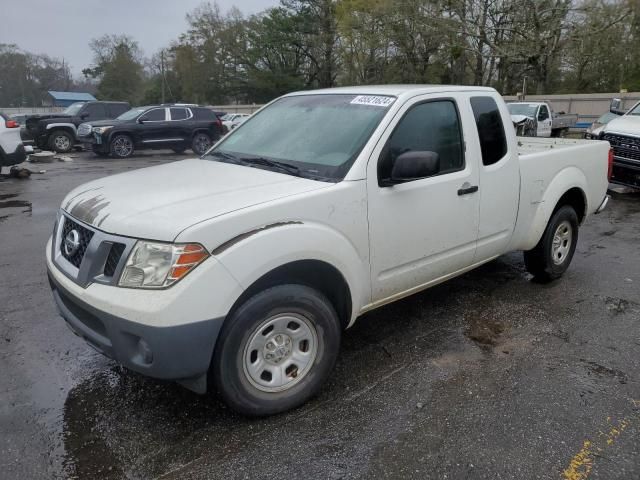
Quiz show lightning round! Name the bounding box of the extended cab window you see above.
[378,100,464,183]
[140,108,166,122]
[538,105,549,121]
[470,97,507,166]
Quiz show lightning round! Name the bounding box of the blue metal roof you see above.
[48,91,97,101]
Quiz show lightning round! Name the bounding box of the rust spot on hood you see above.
[69,195,110,225]
[212,221,303,255]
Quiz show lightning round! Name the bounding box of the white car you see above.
[46,86,610,416]
[0,112,29,169]
[221,113,250,131]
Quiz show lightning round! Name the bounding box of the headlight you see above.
[92,126,113,134]
[118,241,209,289]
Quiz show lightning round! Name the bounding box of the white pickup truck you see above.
[46,86,610,416]
[508,101,578,138]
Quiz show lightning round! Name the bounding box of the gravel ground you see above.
[1,151,639,480]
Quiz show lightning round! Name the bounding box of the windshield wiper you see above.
[207,150,242,164]
[238,156,301,176]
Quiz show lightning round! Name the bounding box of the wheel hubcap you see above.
[114,137,132,156]
[55,135,70,150]
[552,220,572,265]
[243,313,318,392]
[195,135,210,153]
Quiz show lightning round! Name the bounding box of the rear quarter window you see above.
[193,108,216,121]
[470,96,508,166]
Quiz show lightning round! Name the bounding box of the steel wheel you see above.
[243,313,318,393]
[112,135,133,158]
[552,220,572,265]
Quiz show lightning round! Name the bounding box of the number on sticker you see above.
[350,95,395,107]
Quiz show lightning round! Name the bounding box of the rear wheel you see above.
[212,284,341,416]
[109,134,134,158]
[524,205,579,282]
[48,130,74,153]
[191,132,212,155]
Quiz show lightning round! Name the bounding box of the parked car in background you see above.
[79,104,224,158]
[23,101,130,153]
[508,102,578,137]
[221,113,250,131]
[0,112,29,168]
[601,98,640,188]
[583,112,618,139]
[47,86,610,416]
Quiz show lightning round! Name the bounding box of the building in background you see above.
[44,91,97,107]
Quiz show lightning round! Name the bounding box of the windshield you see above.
[117,107,148,121]
[507,103,538,117]
[596,112,618,124]
[627,102,640,116]
[63,102,85,115]
[208,94,393,181]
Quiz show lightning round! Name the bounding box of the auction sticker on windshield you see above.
[350,95,395,107]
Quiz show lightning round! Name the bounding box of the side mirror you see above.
[80,112,89,119]
[610,98,624,115]
[138,118,146,124]
[390,151,440,184]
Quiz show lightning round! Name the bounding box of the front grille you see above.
[77,124,92,137]
[603,133,640,163]
[60,217,94,268]
[104,243,126,277]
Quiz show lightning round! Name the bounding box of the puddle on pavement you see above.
[0,199,32,211]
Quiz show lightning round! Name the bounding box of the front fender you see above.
[512,166,588,251]
[207,221,370,326]
[45,123,77,135]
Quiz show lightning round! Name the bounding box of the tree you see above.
[83,35,144,104]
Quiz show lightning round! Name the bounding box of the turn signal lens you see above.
[607,148,614,181]
[118,241,209,289]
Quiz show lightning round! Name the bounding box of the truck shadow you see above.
[59,254,533,479]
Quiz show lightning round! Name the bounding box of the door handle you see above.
[457,184,478,196]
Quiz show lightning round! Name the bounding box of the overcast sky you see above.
[0,0,278,76]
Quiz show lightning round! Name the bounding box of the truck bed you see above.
[510,136,610,252]
[517,136,595,155]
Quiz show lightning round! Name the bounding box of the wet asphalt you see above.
[0,152,639,480]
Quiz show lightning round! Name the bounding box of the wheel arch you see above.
[226,259,353,331]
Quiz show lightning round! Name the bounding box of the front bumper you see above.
[48,267,223,393]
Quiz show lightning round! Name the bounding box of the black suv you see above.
[24,101,130,153]
[80,105,223,158]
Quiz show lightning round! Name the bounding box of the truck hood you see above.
[511,114,533,125]
[604,115,640,137]
[62,159,331,241]
[88,119,125,127]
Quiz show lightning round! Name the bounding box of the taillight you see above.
[607,148,614,180]
[5,120,19,128]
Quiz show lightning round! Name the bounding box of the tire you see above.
[212,284,341,416]
[191,132,212,155]
[172,146,187,154]
[48,130,74,153]
[524,205,579,282]
[109,134,134,158]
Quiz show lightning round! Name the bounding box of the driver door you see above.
[537,105,552,137]
[366,94,480,303]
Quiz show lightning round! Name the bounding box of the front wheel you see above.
[191,133,212,155]
[48,130,74,153]
[212,284,341,416]
[109,134,134,158]
[524,205,579,282]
